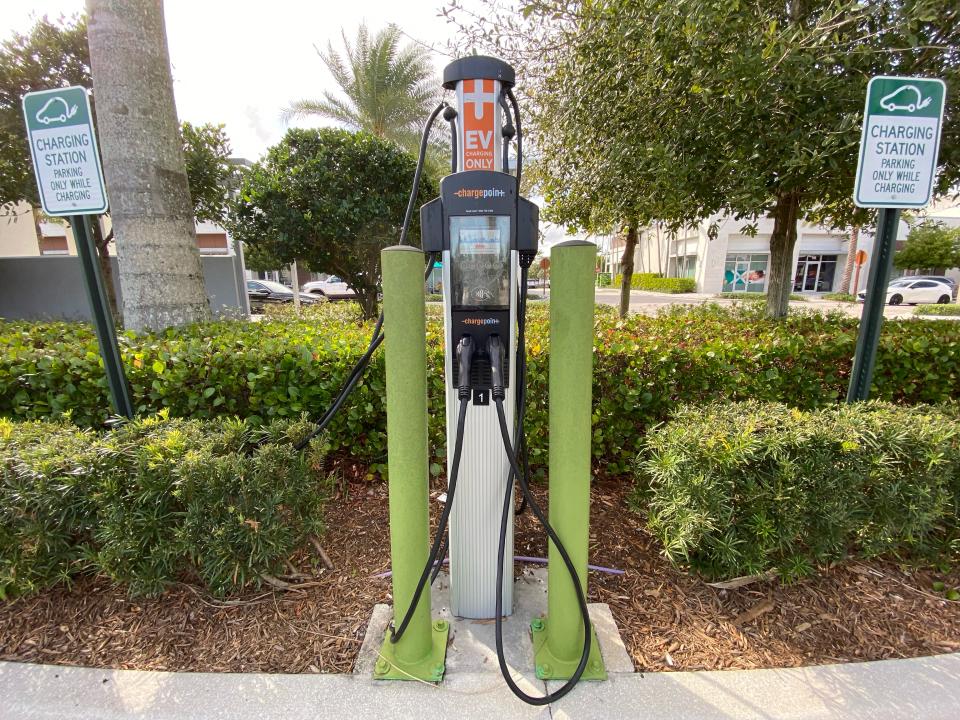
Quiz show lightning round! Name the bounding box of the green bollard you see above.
[375,246,449,682]
[532,240,606,681]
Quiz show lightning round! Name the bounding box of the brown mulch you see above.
[1,475,959,673]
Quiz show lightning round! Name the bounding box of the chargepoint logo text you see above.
[454,187,506,200]
[463,317,500,326]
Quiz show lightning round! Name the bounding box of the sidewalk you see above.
[2,652,959,719]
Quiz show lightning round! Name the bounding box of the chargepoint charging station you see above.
[308,56,608,704]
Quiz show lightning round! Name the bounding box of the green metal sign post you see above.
[22,86,133,418]
[847,76,946,402]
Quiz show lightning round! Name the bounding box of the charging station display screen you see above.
[450,215,510,308]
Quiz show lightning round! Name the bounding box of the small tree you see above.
[894,222,960,274]
[228,128,435,318]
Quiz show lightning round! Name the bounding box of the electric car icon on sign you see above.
[880,85,932,113]
[35,96,78,125]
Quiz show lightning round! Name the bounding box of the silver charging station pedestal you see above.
[421,57,538,618]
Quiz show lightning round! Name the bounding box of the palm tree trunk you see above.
[838,226,858,294]
[87,0,210,331]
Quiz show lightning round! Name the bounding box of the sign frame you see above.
[853,75,946,209]
[21,85,109,217]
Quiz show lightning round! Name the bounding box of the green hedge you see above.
[613,272,695,293]
[637,276,696,293]
[916,304,960,316]
[3,303,960,474]
[613,272,659,288]
[636,401,960,580]
[0,413,330,598]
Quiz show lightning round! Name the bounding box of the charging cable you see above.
[489,335,593,706]
[388,336,474,643]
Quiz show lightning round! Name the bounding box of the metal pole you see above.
[69,214,134,418]
[533,240,605,680]
[847,208,901,402]
[376,245,448,682]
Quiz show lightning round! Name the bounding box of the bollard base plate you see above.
[373,619,449,682]
[531,616,607,680]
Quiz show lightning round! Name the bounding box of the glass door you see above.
[803,260,820,291]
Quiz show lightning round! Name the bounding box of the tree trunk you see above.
[87,0,210,332]
[838,226,859,294]
[618,223,638,318]
[90,218,120,322]
[765,192,801,319]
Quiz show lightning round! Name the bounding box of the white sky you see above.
[2,0,460,160]
[2,0,584,246]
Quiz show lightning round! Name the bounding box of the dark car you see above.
[247,279,322,312]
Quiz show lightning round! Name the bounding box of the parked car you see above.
[903,275,958,299]
[857,278,954,306]
[301,275,358,300]
[247,279,322,312]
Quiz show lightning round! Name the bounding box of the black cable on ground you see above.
[494,398,592,705]
[489,335,592,706]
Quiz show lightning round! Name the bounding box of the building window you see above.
[793,254,838,293]
[723,253,768,293]
[39,236,69,255]
[673,254,697,279]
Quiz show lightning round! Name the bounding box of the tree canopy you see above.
[894,221,960,272]
[450,0,959,316]
[227,128,435,318]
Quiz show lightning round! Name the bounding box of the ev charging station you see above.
[421,57,539,619]
[365,56,605,704]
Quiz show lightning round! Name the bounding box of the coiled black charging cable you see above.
[489,335,593,705]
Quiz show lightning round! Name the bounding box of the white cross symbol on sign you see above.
[462,79,497,119]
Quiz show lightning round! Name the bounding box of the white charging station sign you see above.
[21,85,108,216]
[853,76,946,209]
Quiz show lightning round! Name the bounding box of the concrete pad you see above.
[355,567,633,682]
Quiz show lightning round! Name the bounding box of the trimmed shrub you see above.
[636,276,696,293]
[3,303,960,474]
[614,272,660,288]
[823,292,856,302]
[636,401,960,580]
[0,413,330,598]
[916,304,960,316]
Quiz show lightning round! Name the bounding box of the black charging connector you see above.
[390,335,475,644]
[488,335,506,402]
[457,336,474,400]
